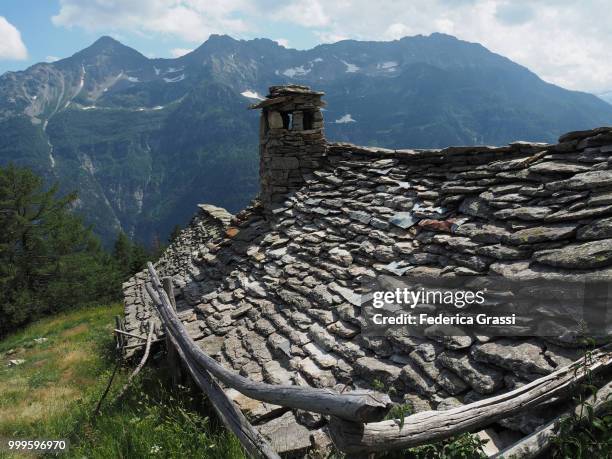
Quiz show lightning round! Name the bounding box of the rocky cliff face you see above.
[122,86,612,454]
[2,34,612,245]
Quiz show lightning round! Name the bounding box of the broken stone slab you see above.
[257,411,312,455]
[225,388,286,423]
[494,206,553,221]
[533,239,612,269]
[587,190,612,207]
[544,204,612,222]
[355,356,403,388]
[471,340,554,379]
[459,197,493,219]
[546,170,612,191]
[196,334,225,357]
[297,357,336,387]
[267,333,292,362]
[576,216,612,240]
[262,360,295,385]
[328,283,362,307]
[453,222,510,243]
[527,161,590,175]
[389,212,419,229]
[327,320,359,339]
[347,210,372,224]
[438,351,504,394]
[303,342,338,369]
[505,223,577,245]
[475,428,523,456]
[475,244,530,260]
[399,360,437,396]
[328,247,353,267]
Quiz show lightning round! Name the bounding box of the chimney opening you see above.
[280,112,292,129]
[303,110,314,130]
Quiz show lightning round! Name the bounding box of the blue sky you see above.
[1,0,611,94]
[0,0,323,72]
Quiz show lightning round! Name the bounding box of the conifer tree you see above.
[0,165,120,335]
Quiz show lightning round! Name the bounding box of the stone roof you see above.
[123,86,612,454]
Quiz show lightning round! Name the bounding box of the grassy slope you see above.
[0,304,244,459]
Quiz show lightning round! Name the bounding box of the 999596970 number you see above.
[3,439,68,452]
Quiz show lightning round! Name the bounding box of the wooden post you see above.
[114,315,124,351]
[162,276,182,389]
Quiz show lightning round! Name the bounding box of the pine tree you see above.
[0,164,121,335]
[113,231,133,278]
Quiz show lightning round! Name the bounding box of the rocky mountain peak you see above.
[68,35,148,66]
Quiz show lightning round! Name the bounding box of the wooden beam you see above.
[114,329,158,341]
[145,262,392,423]
[327,345,612,454]
[114,324,155,401]
[165,320,280,459]
[490,378,612,458]
[162,276,182,389]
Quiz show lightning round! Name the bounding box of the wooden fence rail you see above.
[143,262,612,458]
[145,263,392,424]
[328,346,611,453]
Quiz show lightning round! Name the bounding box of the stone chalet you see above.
[123,84,612,455]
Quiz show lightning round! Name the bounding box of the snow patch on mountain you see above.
[126,76,140,83]
[241,90,263,100]
[335,114,356,123]
[164,74,185,83]
[378,61,398,71]
[341,60,359,73]
[282,66,310,78]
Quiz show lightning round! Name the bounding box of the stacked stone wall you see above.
[123,84,612,453]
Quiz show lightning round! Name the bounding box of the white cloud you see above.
[274,38,289,48]
[0,17,28,60]
[270,0,612,93]
[49,0,612,92]
[45,55,60,63]
[170,47,193,57]
[384,23,413,40]
[52,0,250,43]
[314,31,349,44]
[272,0,330,28]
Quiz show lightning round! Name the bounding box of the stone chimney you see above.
[250,85,326,216]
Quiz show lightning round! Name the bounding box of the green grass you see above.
[0,304,245,459]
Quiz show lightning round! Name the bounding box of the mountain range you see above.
[2,33,612,245]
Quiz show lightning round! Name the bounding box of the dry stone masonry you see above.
[253,85,326,215]
[123,86,612,455]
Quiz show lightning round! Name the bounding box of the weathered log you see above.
[162,276,183,389]
[328,344,612,454]
[145,262,392,423]
[114,328,154,341]
[114,323,155,402]
[491,378,612,459]
[122,338,164,350]
[165,319,280,459]
[114,316,124,350]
